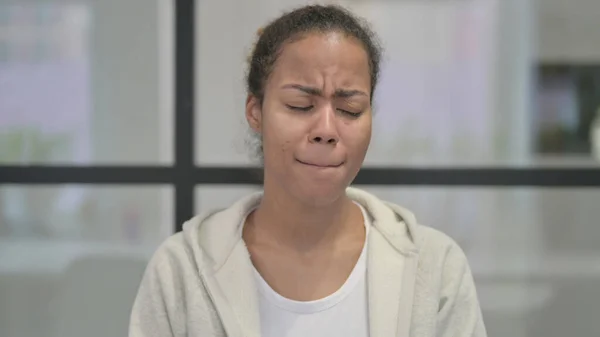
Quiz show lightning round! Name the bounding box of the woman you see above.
[129,4,486,337]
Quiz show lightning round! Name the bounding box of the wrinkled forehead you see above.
[268,32,371,93]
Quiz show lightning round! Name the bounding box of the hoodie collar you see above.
[185,186,420,274]
[182,187,421,337]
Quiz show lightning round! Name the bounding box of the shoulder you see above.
[351,187,472,282]
[143,232,195,284]
[415,225,466,260]
[409,226,486,335]
[411,224,476,297]
[131,217,227,336]
[143,216,206,282]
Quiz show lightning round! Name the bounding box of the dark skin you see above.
[243,32,373,301]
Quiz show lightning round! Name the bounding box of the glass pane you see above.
[195,0,600,167]
[0,185,173,337]
[534,66,600,166]
[357,1,504,167]
[538,0,600,62]
[195,0,280,166]
[354,185,600,337]
[195,185,261,214]
[0,1,173,165]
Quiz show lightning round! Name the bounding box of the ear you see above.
[245,94,262,133]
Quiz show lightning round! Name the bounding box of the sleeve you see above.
[128,250,182,337]
[436,242,487,337]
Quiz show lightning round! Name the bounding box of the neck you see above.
[248,180,359,252]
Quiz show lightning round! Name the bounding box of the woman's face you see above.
[246,31,372,206]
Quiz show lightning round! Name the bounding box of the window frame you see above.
[1,0,599,233]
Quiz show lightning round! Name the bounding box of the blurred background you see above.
[0,0,599,336]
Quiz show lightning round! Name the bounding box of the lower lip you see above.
[297,160,342,169]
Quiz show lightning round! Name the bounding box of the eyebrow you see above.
[281,84,368,98]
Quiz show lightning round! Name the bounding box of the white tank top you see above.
[252,203,371,337]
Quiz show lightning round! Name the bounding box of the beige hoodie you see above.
[129,187,487,337]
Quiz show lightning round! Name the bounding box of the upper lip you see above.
[296,159,343,168]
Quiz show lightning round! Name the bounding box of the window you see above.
[1,1,599,337]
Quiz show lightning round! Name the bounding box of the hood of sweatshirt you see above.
[181,187,421,273]
[176,186,423,337]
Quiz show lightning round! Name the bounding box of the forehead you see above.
[269,32,371,88]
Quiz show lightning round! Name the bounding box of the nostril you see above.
[311,136,337,144]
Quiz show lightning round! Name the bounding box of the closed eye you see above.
[287,104,363,117]
[286,104,313,112]
[339,109,363,117]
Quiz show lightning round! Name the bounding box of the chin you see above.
[291,180,348,207]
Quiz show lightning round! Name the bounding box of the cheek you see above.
[343,119,372,156]
[261,109,301,158]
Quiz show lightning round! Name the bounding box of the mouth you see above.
[296,159,343,168]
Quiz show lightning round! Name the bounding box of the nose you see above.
[308,105,339,145]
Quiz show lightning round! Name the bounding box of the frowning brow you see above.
[281,84,368,98]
